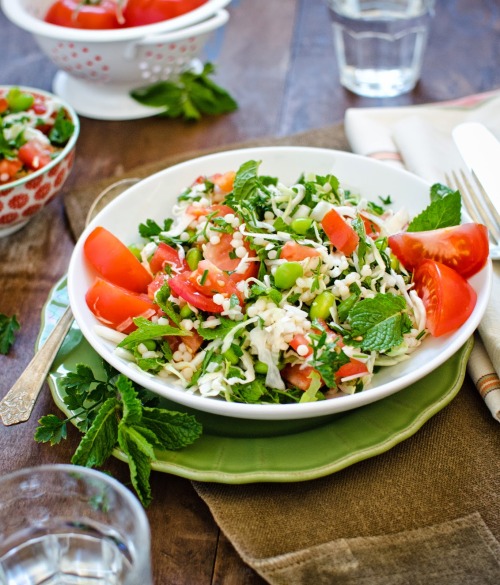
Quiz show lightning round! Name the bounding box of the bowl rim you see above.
[0,85,80,191]
[67,146,492,421]
[1,0,231,42]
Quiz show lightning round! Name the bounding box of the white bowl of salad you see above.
[0,85,79,237]
[67,146,491,421]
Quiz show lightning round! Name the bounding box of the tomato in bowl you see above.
[67,147,491,422]
[0,85,79,237]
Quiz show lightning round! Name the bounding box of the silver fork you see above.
[445,169,500,260]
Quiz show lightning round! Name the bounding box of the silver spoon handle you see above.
[0,307,74,425]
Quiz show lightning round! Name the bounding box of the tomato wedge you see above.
[413,259,477,337]
[84,226,152,293]
[86,278,157,333]
[168,271,224,313]
[149,242,187,274]
[188,260,243,303]
[335,359,369,383]
[281,364,316,391]
[203,232,259,283]
[18,140,53,171]
[280,241,321,261]
[321,208,359,256]
[388,223,489,279]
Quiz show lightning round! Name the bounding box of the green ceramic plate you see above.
[41,278,472,484]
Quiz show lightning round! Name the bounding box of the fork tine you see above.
[446,170,500,245]
[461,168,500,228]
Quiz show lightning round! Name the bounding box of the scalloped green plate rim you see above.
[40,277,472,484]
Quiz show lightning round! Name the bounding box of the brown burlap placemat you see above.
[64,124,500,585]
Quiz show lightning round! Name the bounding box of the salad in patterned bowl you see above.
[67,147,491,421]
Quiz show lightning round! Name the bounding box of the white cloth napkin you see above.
[345,91,500,422]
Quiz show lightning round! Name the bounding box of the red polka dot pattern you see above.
[0,147,76,232]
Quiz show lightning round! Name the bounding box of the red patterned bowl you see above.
[0,86,79,237]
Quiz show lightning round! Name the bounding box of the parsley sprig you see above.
[0,313,20,355]
[130,62,238,121]
[35,362,202,507]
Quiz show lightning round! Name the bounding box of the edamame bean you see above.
[186,248,202,270]
[223,347,240,365]
[255,361,268,374]
[128,245,142,261]
[310,290,335,320]
[291,217,313,235]
[274,262,303,289]
[6,88,34,112]
[142,339,157,351]
[180,305,195,319]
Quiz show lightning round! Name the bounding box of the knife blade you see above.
[452,122,500,221]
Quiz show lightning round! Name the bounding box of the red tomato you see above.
[360,213,380,238]
[413,259,477,337]
[86,278,157,333]
[45,0,122,29]
[123,0,208,26]
[204,232,259,283]
[17,140,53,171]
[321,208,359,256]
[335,359,368,383]
[281,241,321,261]
[149,242,188,274]
[84,226,152,293]
[147,272,168,299]
[188,260,243,303]
[212,171,236,194]
[388,223,489,279]
[289,334,313,357]
[186,203,235,219]
[168,271,224,313]
[0,159,22,183]
[0,98,8,114]
[281,364,316,391]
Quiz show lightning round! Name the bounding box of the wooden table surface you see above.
[1,1,499,583]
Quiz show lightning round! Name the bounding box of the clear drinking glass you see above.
[0,465,153,585]
[327,0,435,97]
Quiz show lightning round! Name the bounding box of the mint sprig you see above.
[130,62,238,121]
[346,293,413,352]
[407,183,461,232]
[35,362,202,507]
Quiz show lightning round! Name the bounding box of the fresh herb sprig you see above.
[130,62,238,121]
[35,362,202,507]
[0,313,20,355]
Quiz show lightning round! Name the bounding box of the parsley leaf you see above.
[408,183,461,231]
[130,62,238,122]
[0,313,20,355]
[346,293,412,352]
[48,108,75,145]
[34,362,202,507]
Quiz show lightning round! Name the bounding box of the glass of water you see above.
[326,0,435,97]
[0,465,153,585]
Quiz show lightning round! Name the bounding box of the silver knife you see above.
[452,122,500,219]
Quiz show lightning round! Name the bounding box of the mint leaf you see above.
[117,425,155,507]
[130,62,237,122]
[408,185,461,231]
[347,293,412,352]
[117,375,142,426]
[0,313,20,355]
[141,408,202,450]
[232,159,261,202]
[118,317,186,349]
[34,414,67,445]
[198,316,241,340]
[71,397,120,468]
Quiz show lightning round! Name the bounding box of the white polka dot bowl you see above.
[1,0,230,120]
[0,86,79,237]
